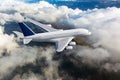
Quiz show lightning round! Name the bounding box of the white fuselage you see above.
[25,29,91,42]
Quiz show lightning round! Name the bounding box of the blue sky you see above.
[26,0,77,1]
[25,0,40,3]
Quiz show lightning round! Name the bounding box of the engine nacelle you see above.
[69,41,76,46]
[66,46,73,50]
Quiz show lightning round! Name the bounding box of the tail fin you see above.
[18,22,35,36]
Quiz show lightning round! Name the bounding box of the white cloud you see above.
[1,0,120,79]
[0,27,18,55]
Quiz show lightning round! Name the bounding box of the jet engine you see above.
[66,46,73,50]
[69,41,76,46]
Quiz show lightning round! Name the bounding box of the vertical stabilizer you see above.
[18,22,35,36]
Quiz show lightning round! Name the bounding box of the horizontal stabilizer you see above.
[13,31,24,39]
[23,38,32,44]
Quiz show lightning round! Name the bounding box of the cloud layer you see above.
[1,0,120,79]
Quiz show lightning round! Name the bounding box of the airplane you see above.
[13,18,91,52]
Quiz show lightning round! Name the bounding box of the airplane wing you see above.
[55,37,74,52]
[25,17,60,32]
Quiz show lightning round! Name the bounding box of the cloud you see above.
[67,7,120,71]
[1,0,120,79]
[0,27,18,55]
[0,1,58,79]
[0,46,57,79]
